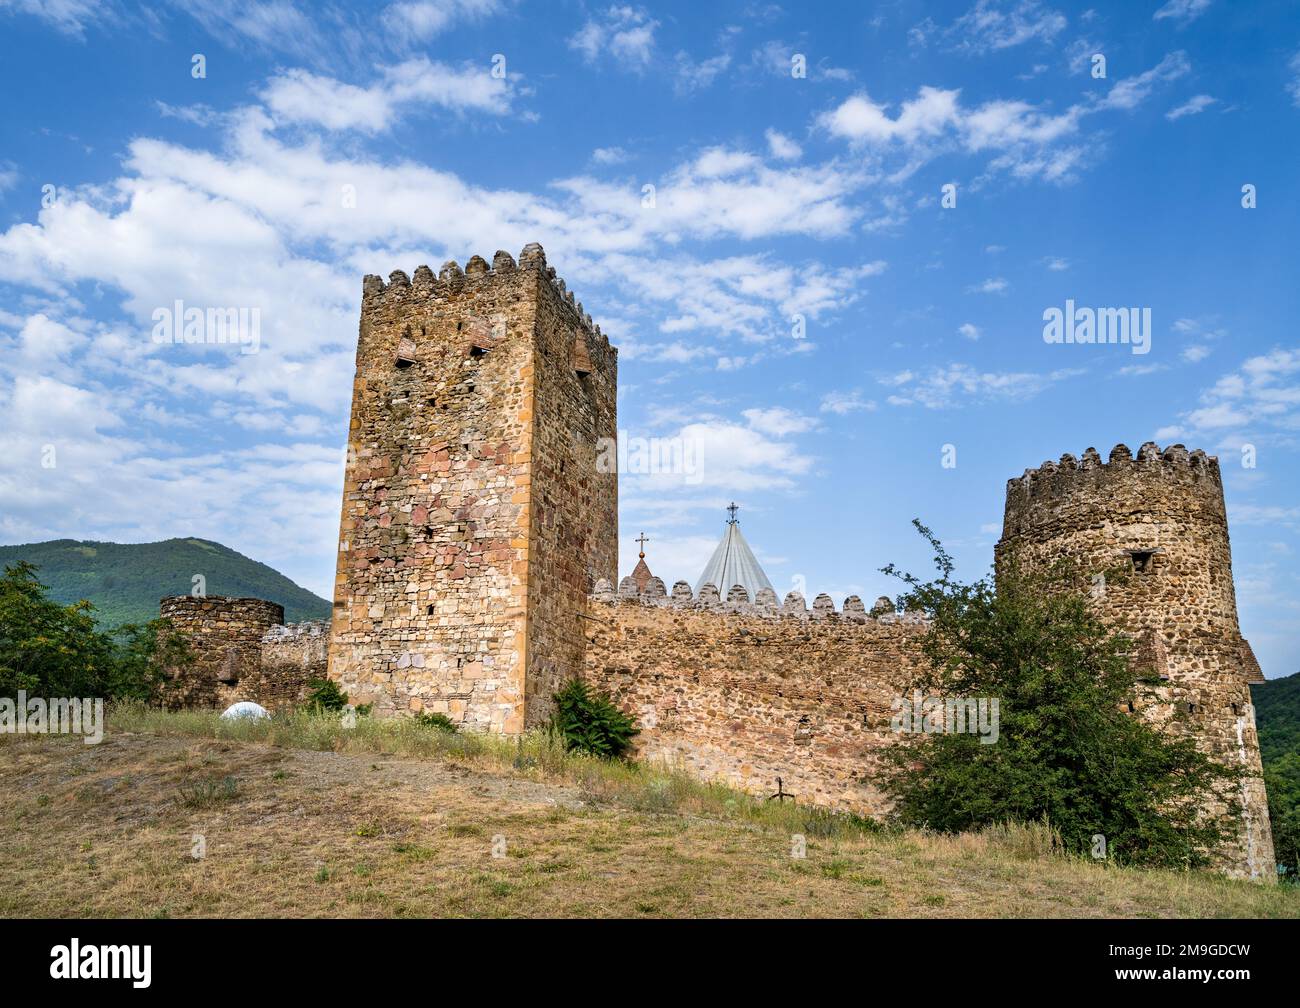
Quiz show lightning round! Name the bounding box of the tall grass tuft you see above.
[979,817,1065,860]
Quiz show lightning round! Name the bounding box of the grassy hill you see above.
[0,537,331,627]
[2,710,1296,918]
[1252,671,1300,875]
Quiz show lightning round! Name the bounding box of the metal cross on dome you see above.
[727,502,739,524]
[635,532,649,558]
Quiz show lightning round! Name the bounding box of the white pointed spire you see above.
[695,504,773,597]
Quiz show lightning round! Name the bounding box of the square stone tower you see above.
[328,244,617,733]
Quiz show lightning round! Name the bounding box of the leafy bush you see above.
[877,520,1239,870]
[0,561,188,701]
[413,711,458,733]
[305,677,349,712]
[548,679,638,759]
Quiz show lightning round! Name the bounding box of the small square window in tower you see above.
[1129,549,1157,574]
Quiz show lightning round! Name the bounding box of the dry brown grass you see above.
[1,725,1297,918]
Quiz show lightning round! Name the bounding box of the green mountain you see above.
[1252,672,1300,875]
[0,538,331,628]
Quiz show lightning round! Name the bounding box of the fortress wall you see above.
[582,586,927,814]
[158,596,284,709]
[256,621,330,711]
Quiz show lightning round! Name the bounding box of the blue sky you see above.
[0,0,1297,677]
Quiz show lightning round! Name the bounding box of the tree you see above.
[0,561,186,701]
[878,521,1239,870]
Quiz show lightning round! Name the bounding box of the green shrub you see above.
[413,711,458,733]
[305,677,348,712]
[548,679,638,760]
[877,520,1240,870]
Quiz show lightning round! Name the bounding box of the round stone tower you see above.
[158,595,284,709]
[995,441,1274,880]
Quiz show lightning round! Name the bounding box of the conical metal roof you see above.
[695,511,773,598]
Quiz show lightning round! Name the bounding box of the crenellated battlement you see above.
[1006,441,1220,495]
[361,243,615,362]
[1002,441,1227,541]
[592,578,922,625]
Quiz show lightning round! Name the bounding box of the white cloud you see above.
[1095,51,1191,112]
[177,0,337,61]
[946,0,1067,53]
[1172,316,1226,365]
[1166,349,1300,438]
[765,129,802,161]
[1166,94,1217,120]
[819,85,1083,183]
[596,251,884,348]
[675,51,731,93]
[260,59,517,132]
[966,277,1009,294]
[0,0,109,37]
[1064,37,1103,76]
[820,54,1189,184]
[591,146,630,165]
[1153,0,1212,26]
[1288,50,1300,107]
[570,6,658,68]
[958,322,981,340]
[379,0,501,42]
[819,389,876,414]
[616,408,818,516]
[1118,362,1168,377]
[555,145,868,243]
[820,86,961,146]
[741,406,818,437]
[883,363,1077,408]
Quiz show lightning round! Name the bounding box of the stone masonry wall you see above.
[996,442,1274,880]
[583,581,927,814]
[159,596,283,709]
[328,245,617,732]
[524,259,618,728]
[256,621,329,711]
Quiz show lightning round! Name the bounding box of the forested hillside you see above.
[0,538,330,627]
[1253,671,1300,876]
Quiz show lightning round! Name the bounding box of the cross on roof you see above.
[726,502,739,524]
[636,531,649,558]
